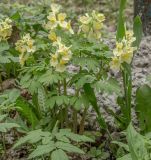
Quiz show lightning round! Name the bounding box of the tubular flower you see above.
[48,31,57,42]
[0,18,12,41]
[50,38,72,72]
[110,30,137,72]
[78,10,105,40]
[15,34,36,66]
[45,3,74,34]
[51,3,61,14]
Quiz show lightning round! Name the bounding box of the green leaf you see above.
[83,83,99,115]
[146,74,151,83]
[38,86,46,112]
[0,55,11,63]
[136,85,151,133]
[14,129,51,148]
[116,0,127,40]
[117,154,132,160]
[56,142,84,154]
[133,16,142,48]
[75,75,96,89]
[8,89,20,103]
[59,129,94,142]
[74,95,89,110]
[56,135,70,143]
[20,72,41,94]
[28,142,55,159]
[72,57,100,71]
[0,123,20,132]
[0,42,9,52]
[126,123,150,160]
[11,12,21,21]
[93,78,121,95]
[83,83,107,130]
[112,141,129,152]
[51,149,69,160]
[0,114,7,121]
[38,71,62,85]
[46,95,69,109]
[16,98,39,128]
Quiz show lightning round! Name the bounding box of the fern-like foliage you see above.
[92,78,121,95]
[14,125,94,159]
[0,114,20,132]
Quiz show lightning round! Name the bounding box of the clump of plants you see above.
[0,0,150,160]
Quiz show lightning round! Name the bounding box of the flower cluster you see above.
[79,10,105,40]
[45,3,74,41]
[50,38,72,72]
[15,34,36,66]
[0,18,12,42]
[110,30,136,71]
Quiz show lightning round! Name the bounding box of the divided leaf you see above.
[51,149,69,160]
[28,143,55,159]
[0,123,20,132]
[56,141,84,154]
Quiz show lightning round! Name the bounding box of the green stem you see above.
[63,78,68,127]
[79,107,87,134]
[122,68,132,125]
[73,109,78,133]
[0,72,3,92]
[58,80,63,128]
[73,89,80,133]
[1,133,6,156]
[58,80,61,96]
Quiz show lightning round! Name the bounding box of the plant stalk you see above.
[63,78,68,127]
[122,68,132,126]
[79,107,87,134]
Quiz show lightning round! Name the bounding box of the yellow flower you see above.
[51,3,61,13]
[22,34,31,42]
[26,45,36,53]
[125,30,133,40]
[113,42,124,56]
[50,53,58,67]
[92,11,105,22]
[125,30,136,44]
[65,21,74,34]
[62,54,71,63]
[59,21,67,28]
[26,39,36,53]
[79,11,105,40]
[19,53,29,67]
[60,59,67,65]
[15,34,36,56]
[111,29,136,72]
[45,4,74,35]
[47,12,57,22]
[48,31,57,41]
[56,63,66,72]
[79,14,92,24]
[58,13,66,22]
[0,18,12,41]
[19,53,26,66]
[116,42,123,50]
[50,39,72,72]
[5,18,12,24]
[81,24,90,33]
[87,29,102,40]
[110,57,121,71]
[52,36,62,47]
[93,21,103,31]
[121,51,133,64]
